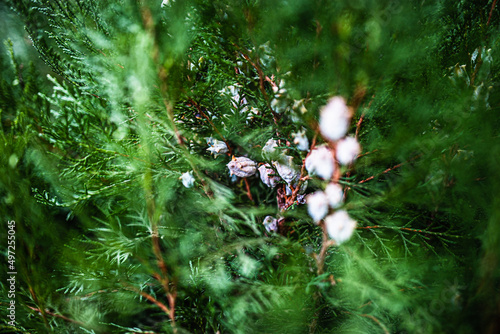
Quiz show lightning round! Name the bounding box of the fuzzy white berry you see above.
[307,191,329,223]
[325,183,344,208]
[324,210,357,245]
[336,136,361,165]
[305,145,336,180]
[319,97,351,142]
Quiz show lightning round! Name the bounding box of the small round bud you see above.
[262,138,279,160]
[292,130,309,151]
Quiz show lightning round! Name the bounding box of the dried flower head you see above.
[307,191,329,223]
[305,145,336,180]
[336,136,361,165]
[258,163,280,188]
[319,97,351,142]
[324,210,357,245]
[227,156,257,178]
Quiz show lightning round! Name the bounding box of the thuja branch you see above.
[342,311,390,334]
[358,225,471,239]
[188,97,233,155]
[27,285,49,329]
[234,44,281,131]
[26,305,85,327]
[141,6,213,199]
[139,7,180,332]
[122,283,172,317]
[358,154,422,184]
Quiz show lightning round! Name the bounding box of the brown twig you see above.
[355,113,365,140]
[356,149,379,159]
[314,223,336,275]
[487,0,498,27]
[244,177,254,202]
[235,46,281,131]
[123,284,171,316]
[27,283,49,329]
[344,312,389,334]
[358,154,422,184]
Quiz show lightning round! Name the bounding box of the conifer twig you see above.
[122,283,172,315]
[27,305,85,327]
[282,133,317,211]
[140,7,179,332]
[28,284,49,329]
[342,311,390,334]
[188,97,233,155]
[358,154,422,184]
[234,45,281,131]
[358,225,470,238]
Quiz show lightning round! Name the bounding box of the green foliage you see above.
[1,0,499,333]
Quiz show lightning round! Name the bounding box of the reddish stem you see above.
[358,154,421,184]
[244,177,254,202]
[487,0,498,27]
